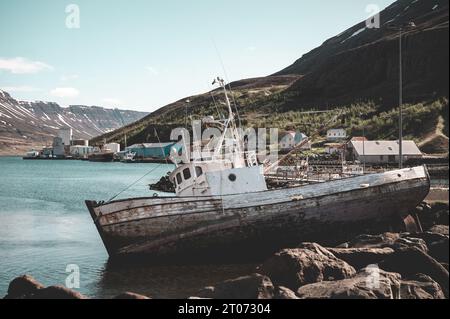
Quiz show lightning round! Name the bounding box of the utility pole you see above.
[399,27,403,169]
[388,21,416,169]
[363,125,366,174]
[185,99,190,129]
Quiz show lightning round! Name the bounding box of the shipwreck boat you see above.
[85,78,431,260]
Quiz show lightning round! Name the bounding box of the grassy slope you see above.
[92,73,448,155]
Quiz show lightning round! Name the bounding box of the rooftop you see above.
[126,143,175,149]
[351,140,422,156]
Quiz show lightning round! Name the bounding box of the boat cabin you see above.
[170,161,267,197]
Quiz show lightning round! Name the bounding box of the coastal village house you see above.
[325,142,345,155]
[280,131,311,152]
[348,140,423,164]
[327,128,347,141]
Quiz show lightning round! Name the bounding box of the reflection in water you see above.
[93,259,257,299]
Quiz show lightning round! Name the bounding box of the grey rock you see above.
[327,247,395,270]
[273,286,300,299]
[400,274,446,299]
[113,292,151,299]
[4,275,44,299]
[32,285,88,299]
[380,247,449,298]
[260,243,356,290]
[197,273,274,299]
[297,267,401,299]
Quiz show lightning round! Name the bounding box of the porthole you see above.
[229,174,237,182]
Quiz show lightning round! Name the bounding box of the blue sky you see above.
[0,0,395,112]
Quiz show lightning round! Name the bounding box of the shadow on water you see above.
[94,258,257,299]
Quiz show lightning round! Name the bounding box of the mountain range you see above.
[2,0,448,155]
[0,90,147,155]
[92,0,448,154]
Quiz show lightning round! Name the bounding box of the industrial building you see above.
[104,143,121,153]
[52,137,66,157]
[70,145,97,158]
[58,127,73,147]
[126,143,177,160]
[348,140,423,164]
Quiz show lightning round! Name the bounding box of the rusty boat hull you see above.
[86,166,431,261]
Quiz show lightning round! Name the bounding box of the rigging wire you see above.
[107,163,165,203]
[206,82,224,120]
[212,40,243,127]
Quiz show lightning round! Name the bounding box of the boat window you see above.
[183,168,192,180]
[228,173,237,182]
[176,173,182,185]
[195,166,203,177]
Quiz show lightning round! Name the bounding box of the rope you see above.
[107,164,164,203]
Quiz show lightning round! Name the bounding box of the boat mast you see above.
[212,77,243,160]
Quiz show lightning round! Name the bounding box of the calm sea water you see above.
[0,157,254,298]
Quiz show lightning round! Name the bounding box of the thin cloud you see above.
[1,86,41,92]
[50,87,79,98]
[0,57,53,74]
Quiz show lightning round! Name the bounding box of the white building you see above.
[280,131,311,151]
[325,143,345,155]
[327,128,347,141]
[58,127,73,146]
[70,145,95,158]
[349,140,423,164]
[104,143,121,153]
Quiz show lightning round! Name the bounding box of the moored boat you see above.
[85,78,431,261]
[88,151,114,162]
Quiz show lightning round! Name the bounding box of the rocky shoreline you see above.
[4,202,448,300]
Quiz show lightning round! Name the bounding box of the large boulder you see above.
[380,247,449,298]
[344,232,428,253]
[297,267,401,299]
[197,274,274,299]
[428,237,449,263]
[273,286,300,299]
[417,202,449,229]
[400,274,446,299]
[259,243,356,291]
[327,247,395,270]
[4,275,44,299]
[396,230,449,263]
[32,286,88,299]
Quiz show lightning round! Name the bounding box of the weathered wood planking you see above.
[86,166,430,258]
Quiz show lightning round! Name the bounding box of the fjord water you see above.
[0,157,253,298]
